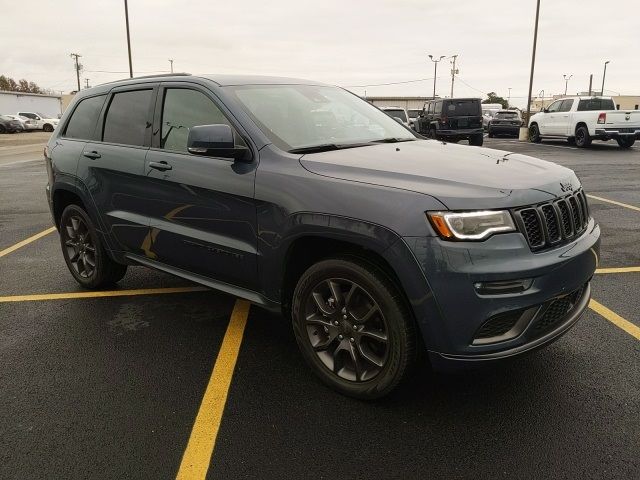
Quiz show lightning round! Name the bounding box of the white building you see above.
[0,91,63,117]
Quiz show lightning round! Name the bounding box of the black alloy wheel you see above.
[616,137,635,149]
[575,125,591,148]
[43,124,54,132]
[292,258,416,399]
[59,204,127,288]
[63,214,97,279]
[304,278,389,382]
[529,124,542,143]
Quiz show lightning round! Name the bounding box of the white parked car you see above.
[16,112,60,132]
[380,106,409,127]
[4,114,38,131]
[528,96,640,149]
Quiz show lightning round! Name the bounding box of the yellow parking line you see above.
[587,194,640,213]
[0,286,208,303]
[0,226,56,258]
[595,266,640,274]
[176,299,250,480]
[589,299,640,341]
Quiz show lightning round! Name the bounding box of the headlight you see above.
[427,210,516,240]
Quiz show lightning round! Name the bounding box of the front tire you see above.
[529,123,542,143]
[575,125,592,148]
[488,128,494,138]
[59,204,127,289]
[291,258,416,399]
[616,137,635,149]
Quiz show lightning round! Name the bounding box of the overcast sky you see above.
[1,0,638,107]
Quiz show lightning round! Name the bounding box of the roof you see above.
[200,74,328,86]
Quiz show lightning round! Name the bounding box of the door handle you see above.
[82,150,101,159]
[148,161,172,171]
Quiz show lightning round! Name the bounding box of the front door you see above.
[142,83,258,290]
[538,99,563,135]
[555,99,574,136]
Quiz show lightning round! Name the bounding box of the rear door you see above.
[77,85,157,255]
[142,82,258,290]
[443,100,482,130]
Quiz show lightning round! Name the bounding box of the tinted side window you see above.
[577,98,616,111]
[434,101,442,114]
[20,113,37,119]
[546,101,562,112]
[559,99,574,112]
[64,95,106,140]
[103,89,153,146]
[160,88,244,152]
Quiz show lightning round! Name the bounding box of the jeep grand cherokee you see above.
[45,74,600,399]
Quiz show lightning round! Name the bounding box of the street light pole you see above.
[563,74,573,96]
[508,87,512,107]
[522,0,541,141]
[169,59,174,73]
[450,54,458,98]
[428,54,445,99]
[124,0,133,78]
[601,61,610,95]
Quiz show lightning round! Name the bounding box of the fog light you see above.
[474,279,533,295]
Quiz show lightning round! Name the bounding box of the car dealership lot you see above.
[0,138,638,479]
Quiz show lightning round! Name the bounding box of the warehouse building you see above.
[0,91,63,117]
[364,96,434,110]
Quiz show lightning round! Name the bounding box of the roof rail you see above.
[133,72,191,80]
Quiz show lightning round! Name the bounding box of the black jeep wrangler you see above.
[415,98,484,146]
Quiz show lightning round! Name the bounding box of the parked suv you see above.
[45,74,600,399]
[17,111,59,132]
[415,98,484,146]
[488,110,523,137]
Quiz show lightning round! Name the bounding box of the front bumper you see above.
[402,218,600,363]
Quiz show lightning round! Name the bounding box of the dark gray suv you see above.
[45,74,600,399]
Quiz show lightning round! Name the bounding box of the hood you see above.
[299,139,580,210]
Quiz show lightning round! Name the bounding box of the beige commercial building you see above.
[365,96,434,110]
[530,95,640,112]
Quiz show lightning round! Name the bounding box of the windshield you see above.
[407,109,421,118]
[445,100,481,116]
[383,109,407,122]
[495,112,520,119]
[228,84,415,151]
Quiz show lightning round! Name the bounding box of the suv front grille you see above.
[514,190,590,251]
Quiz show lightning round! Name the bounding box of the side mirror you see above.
[542,108,548,113]
[187,124,251,162]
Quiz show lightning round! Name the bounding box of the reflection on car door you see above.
[77,86,156,255]
[142,83,258,290]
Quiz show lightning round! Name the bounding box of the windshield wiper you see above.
[371,137,416,143]
[288,142,370,154]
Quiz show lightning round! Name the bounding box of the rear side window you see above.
[103,89,153,146]
[19,113,37,119]
[559,99,574,112]
[445,100,480,116]
[577,98,615,111]
[434,101,442,114]
[64,95,106,140]
[160,88,244,153]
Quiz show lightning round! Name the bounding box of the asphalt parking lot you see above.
[1,136,638,479]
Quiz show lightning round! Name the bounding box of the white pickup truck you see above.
[528,96,640,149]
[16,111,60,132]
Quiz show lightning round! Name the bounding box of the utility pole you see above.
[563,74,573,96]
[70,53,82,92]
[601,60,610,96]
[169,59,174,73]
[508,87,512,107]
[84,78,90,89]
[124,0,133,78]
[428,54,445,99]
[450,54,458,98]
[588,74,593,96]
[522,0,541,141]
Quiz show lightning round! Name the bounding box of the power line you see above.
[344,77,437,88]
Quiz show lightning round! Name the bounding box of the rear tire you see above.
[430,126,437,140]
[291,257,417,399]
[616,137,635,149]
[469,133,484,146]
[59,204,127,289]
[488,128,494,138]
[0,125,6,134]
[43,124,54,132]
[529,123,542,143]
[575,125,592,148]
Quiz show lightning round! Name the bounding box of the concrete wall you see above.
[0,91,63,117]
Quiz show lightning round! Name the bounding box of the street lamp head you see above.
[428,54,433,59]
[439,55,445,60]
[604,60,610,65]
